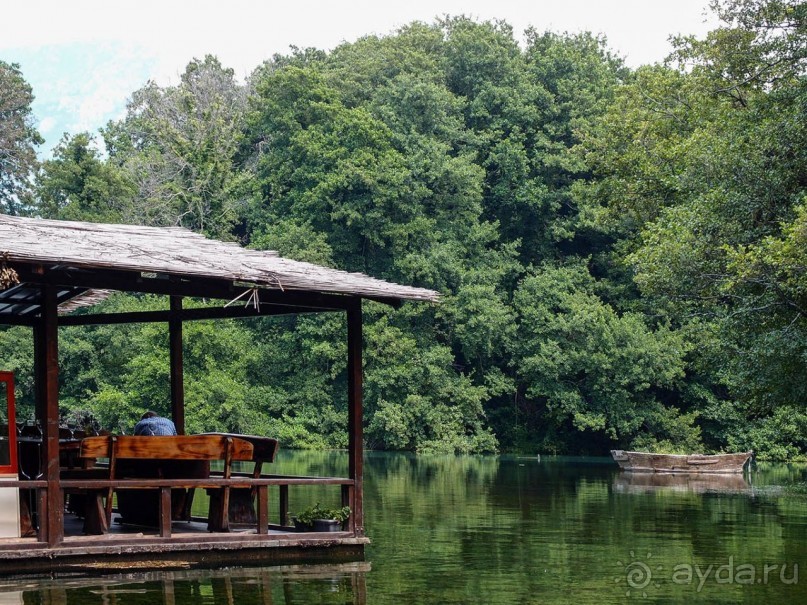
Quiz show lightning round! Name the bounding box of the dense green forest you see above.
[1,0,805,458]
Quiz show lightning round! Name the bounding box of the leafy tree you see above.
[36,132,135,222]
[364,310,497,453]
[577,0,807,457]
[103,55,249,238]
[0,327,34,419]
[511,263,695,451]
[244,28,522,452]
[678,0,806,92]
[246,64,418,277]
[0,61,42,215]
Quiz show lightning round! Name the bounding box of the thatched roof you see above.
[56,289,113,314]
[0,215,440,304]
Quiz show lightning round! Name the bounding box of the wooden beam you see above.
[169,296,185,435]
[37,285,63,547]
[346,299,364,537]
[59,309,169,326]
[57,302,335,326]
[0,314,37,327]
[59,476,354,489]
[14,264,357,309]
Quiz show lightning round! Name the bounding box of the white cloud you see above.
[37,116,56,134]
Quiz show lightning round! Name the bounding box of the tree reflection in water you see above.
[6,452,807,604]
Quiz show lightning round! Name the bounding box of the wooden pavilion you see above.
[0,214,438,574]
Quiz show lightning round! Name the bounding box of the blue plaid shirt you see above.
[134,416,177,436]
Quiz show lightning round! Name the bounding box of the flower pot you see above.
[313,519,343,532]
[292,518,313,532]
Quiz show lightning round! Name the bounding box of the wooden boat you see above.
[610,450,753,474]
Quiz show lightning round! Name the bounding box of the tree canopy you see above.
[2,1,806,458]
[0,61,42,215]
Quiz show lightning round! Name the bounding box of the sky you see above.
[2,0,717,155]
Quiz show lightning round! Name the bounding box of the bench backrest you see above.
[80,435,254,462]
[201,433,278,463]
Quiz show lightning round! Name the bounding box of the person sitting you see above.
[133,411,177,436]
[119,411,193,526]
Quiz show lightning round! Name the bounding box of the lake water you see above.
[5,452,807,604]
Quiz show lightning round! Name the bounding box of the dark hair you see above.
[141,411,159,420]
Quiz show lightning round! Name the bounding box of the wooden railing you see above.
[0,475,356,541]
[57,475,356,538]
[0,432,358,544]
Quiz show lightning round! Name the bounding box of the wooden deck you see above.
[0,457,366,574]
[0,510,368,574]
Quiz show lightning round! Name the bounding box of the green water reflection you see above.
[4,565,368,604]
[8,453,807,604]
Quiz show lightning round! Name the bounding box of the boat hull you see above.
[610,450,753,474]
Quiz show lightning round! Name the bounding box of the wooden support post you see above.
[257,485,269,534]
[33,325,43,434]
[160,487,172,538]
[37,285,63,546]
[33,325,44,539]
[342,484,355,534]
[219,438,232,533]
[279,485,289,527]
[105,436,118,525]
[169,296,185,435]
[347,299,364,536]
[36,488,47,543]
[84,492,108,535]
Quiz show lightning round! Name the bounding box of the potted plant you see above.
[293,503,351,532]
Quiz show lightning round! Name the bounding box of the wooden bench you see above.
[78,434,254,535]
[201,433,279,526]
